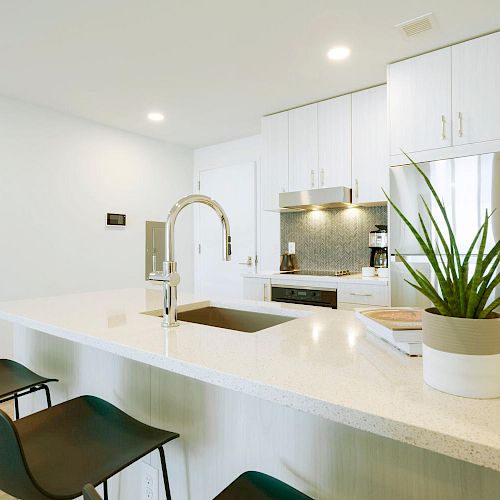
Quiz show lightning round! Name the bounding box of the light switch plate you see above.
[288,242,296,254]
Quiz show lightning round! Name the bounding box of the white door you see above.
[388,47,452,155]
[452,31,500,145]
[261,112,288,211]
[352,85,388,204]
[318,94,351,188]
[288,103,318,191]
[196,163,257,299]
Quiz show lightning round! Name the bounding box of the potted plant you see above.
[386,155,500,398]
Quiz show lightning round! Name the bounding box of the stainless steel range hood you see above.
[279,186,352,210]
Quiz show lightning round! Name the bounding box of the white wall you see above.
[0,96,194,352]
[193,135,281,276]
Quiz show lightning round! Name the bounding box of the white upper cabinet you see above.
[288,103,318,191]
[318,94,352,188]
[261,112,289,211]
[452,31,500,145]
[352,85,388,204]
[388,47,452,155]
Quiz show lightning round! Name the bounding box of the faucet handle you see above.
[149,271,167,281]
[168,271,180,286]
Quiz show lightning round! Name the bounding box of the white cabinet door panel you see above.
[389,47,452,155]
[261,112,288,211]
[288,103,318,191]
[452,31,500,145]
[318,94,351,188]
[352,85,388,204]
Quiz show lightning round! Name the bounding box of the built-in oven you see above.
[271,285,337,308]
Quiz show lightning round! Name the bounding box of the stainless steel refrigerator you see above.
[389,152,500,307]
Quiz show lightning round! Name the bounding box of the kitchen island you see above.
[0,288,499,499]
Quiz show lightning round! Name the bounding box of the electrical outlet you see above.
[288,241,296,254]
[141,461,159,500]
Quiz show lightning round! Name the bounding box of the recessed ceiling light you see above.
[147,112,164,122]
[327,46,351,61]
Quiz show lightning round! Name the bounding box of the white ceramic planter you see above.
[422,309,500,399]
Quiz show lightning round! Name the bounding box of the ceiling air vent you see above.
[396,13,435,37]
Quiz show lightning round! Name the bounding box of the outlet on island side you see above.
[141,461,159,500]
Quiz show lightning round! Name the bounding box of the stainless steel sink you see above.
[144,306,295,333]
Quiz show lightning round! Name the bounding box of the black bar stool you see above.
[214,471,314,499]
[0,395,179,500]
[0,358,57,418]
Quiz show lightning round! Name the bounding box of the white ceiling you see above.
[1,1,499,148]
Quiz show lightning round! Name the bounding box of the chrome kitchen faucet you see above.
[149,194,231,327]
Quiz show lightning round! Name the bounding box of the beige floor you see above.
[0,401,16,500]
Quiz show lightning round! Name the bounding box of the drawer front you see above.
[338,283,389,306]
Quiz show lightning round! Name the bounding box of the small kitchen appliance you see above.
[369,225,388,268]
[279,252,298,272]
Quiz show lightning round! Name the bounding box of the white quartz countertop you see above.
[1,288,499,471]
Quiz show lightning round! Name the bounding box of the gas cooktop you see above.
[277,270,351,277]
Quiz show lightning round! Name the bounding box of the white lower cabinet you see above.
[337,283,389,306]
[242,276,271,301]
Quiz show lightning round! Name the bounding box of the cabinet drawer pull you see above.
[349,292,373,297]
[320,168,325,187]
[441,115,446,140]
[354,179,359,201]
[310,169,315,188]
[458,112,463,137]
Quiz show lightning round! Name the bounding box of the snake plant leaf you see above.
[396,251,452,315]
[465,211,490,317]
[479,297,500,319]
[417,204,459,310]
[474,271,500,317]
[482,237,500,270]
[383,189,432,256]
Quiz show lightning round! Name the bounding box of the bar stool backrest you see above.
[0,408,52,500]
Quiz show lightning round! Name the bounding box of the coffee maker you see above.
[369,225,388,268]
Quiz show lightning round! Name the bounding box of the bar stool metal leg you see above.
[158,446,172,500]
[42,383,52,407]
[103,480,108,500]
[14,393,20,420]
